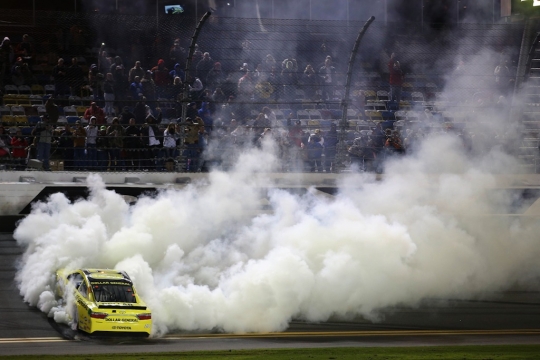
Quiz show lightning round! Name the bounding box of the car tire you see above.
[70,306,79,331]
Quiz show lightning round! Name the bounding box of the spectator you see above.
[494,59,513,96]
[169,63,185,83]
[324,123,339,172]
[262,107,277,128]
[130,75,144,101]
[103,72,115,116]
[0,37,14,86]
[163,123,179,162]
[128,61,145,84]
[32,120,53,171]
[85,117,99,170]
[119,106,136,125]
[124,118,143,170]
[281,60,299,104]
[45,97,60,124]
[184,117,204,171]
[196,52,213,81]
[169,76,183,102]
[10,128,28,169]
[67,57,85,97]
[0,126,12,163]
[88,63,104,101]
[72,120,87,170]
[206,62,224,92]
[52,58,68,97]
[106,118,125,170]
[58,124,74,170]
[306,134,323,172]
[151,59,169,98]
[141,70,157,105]
[84,102,106,125]
[388,53,404,106]
[111,57,127,109]
[11,57,25,86]
[133,97,150,125]
[318,57,336,101]
[187,75,204,99]
[96,125,109,170]
[302,64,319,101]
[169,38,186,68]
[15,34,35,64]
[141,112,162,170]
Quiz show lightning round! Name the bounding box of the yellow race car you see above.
[56,268,152,337]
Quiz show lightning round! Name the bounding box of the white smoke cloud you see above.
[13,130,540,337]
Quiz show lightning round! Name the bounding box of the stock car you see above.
[55,268,152,337]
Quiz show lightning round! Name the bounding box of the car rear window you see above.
[90,282,137,303]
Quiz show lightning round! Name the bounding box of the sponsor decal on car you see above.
[105,318,138,322]
[112,326,132,330]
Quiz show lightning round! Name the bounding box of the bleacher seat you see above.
[2,95,17,105]
[307,119,320,128]
[14,115,28,125]
[29,95,43,105]
[1,115,15,124]
[76,106,87,116]
[66,116,80,124]
[411,91,425,102]
[0,106,11,116]
[27,116,41,125]
[10,106,25,116]
[377,90,389,101]
[366,110,383,122]
[44,84,55,95]
[307,109,322,120]
[18,85,32,94]
[16,94,31,105]
[346,109,357,120]
[69,96,83,105]
[35,105,47,116]
[21,126,33,136]
[63,106,77,117]
[273,110,284,120]
[4,85,18,94]
[297,110,310,120]
[31,84,44,95]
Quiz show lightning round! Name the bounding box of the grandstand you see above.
[0,7,537,173]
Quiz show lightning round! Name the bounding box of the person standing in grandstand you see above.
[85,117,98,170]
[196,52,214,86]
[388,53,404,107]
[128,61,145,84]
[0,37,14,87]
[10,128,28,169]
[151,59,169,98]
[103,72,115,116]
[319,57,336,101]
[84,102,106,125]
[302,64,319,101]
[52,58,69,98]
[67,57,84,97]
[72,120,87,170]
[31,119,53,171]
[111,56,127,110]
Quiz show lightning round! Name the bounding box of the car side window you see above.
[78,280,88,299]
[67,273,84,289]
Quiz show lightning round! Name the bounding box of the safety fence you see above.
[0,10,534,173]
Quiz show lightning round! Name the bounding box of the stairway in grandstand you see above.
[520,30,540,173]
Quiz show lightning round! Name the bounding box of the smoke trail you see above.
[13,124,540,337]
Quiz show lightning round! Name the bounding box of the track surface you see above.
[1,233,540,356]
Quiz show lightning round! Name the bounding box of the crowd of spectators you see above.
[0,25,521,173]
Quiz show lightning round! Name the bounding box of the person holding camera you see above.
[31,118,53,171]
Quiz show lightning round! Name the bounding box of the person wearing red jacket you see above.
[388,53,404,107]
[151,59,169,98]
[10,128,28,169]
[83,102,106,125]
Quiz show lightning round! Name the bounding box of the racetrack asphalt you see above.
[1,232,540,356]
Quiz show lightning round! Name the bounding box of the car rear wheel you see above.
[70,306,79,331]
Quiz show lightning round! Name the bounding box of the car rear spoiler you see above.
[98,305,148,310]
